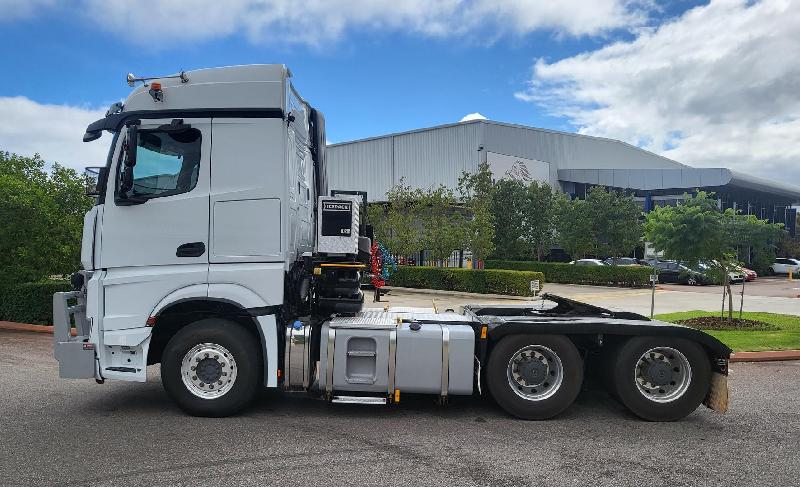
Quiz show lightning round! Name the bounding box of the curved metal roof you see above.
[557,167,800,200]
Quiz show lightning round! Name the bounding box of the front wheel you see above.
[487,335,583,420]
[161,318,262,417]
[609,336,710,421]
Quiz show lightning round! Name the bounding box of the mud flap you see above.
[703,372,729,413]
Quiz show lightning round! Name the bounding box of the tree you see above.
[777,234,800,262]
[644,192,783,321]
[585,186,643,258]
[0,151,93,283]
[490,178,529,259]
[418,185,462,264]
[369,179,421,259]
[458,162,495,263]
[553,194,595,259]
[522,181,556,261]
[727,212,783,274]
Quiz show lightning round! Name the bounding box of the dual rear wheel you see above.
[487,334,711,421]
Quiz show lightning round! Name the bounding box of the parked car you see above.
[728,270,746,283]
[603,257,642,266]
[771,258,800,275]
[698,261,744,284]
[653,261,710,285]
[570,259,607,266]
[732,265,757,281]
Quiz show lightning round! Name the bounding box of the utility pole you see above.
[650,266,657,319]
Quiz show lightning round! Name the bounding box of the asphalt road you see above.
[2,330,799,486]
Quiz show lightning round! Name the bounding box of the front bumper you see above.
[53,291,97,379]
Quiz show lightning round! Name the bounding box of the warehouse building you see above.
[328,119,799,236]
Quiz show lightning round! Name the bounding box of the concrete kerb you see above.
[2,318,798,363]
[0,321,55,334]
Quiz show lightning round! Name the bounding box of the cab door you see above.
[98,117,211,332]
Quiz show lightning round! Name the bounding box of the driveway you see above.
[658,276,800,298]
[1,330,798,486]
[375,279,800,316]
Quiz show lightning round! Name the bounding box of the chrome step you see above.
[331,395,387,405]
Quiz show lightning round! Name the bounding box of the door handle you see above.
[176,242,205,257]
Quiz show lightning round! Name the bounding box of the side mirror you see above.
[84,167,107,197]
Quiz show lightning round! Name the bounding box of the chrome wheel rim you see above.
[181,343,237,399]
[634,347,691,403]
[507,345,564,401]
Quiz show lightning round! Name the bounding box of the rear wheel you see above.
[609,336,710,421]
[161,319,262,417]
[487,335,583,420]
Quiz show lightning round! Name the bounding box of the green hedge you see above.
[485,260,651,287]
[0,280,72,325]
[388,266,544,296]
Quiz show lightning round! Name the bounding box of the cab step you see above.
[331,395,387,405]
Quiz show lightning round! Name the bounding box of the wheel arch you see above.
[147,284,281,387]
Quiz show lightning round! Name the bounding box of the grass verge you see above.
[654,311,800,352]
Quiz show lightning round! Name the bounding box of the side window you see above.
[121,128,202,199]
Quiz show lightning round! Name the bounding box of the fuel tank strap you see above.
[440,325,450,399]
[388,328,397,399]
[325,327,336,398]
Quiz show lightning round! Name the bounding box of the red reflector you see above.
[146,316,157,326]
[150,82,162,90]
[82,343,95,350]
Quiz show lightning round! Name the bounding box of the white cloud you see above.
[0,97,109,171]
[79,0,647,46]
[0,0,55,21]
[516,0,800,184]
[459,112,487,122]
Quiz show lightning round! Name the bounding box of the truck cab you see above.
[58,65,325,387]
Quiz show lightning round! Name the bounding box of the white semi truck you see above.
[54,65,730,421]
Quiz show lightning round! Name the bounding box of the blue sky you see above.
[1,0,798,184]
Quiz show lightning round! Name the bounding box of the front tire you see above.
[609,336,710,421]
[161,319,262,417]
[487,335,583,420]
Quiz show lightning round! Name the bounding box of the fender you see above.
[150,283,281,388]
[487,318,731,360]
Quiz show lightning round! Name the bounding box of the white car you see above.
[771,258,800,275]
[570,259,607,266]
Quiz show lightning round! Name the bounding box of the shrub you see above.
[388,266,544,296]
[0,280,71,325]
[485,260,651,287]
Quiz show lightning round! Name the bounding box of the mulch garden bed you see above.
[675,316,780,331]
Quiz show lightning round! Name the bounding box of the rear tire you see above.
[161,318,262,417]
[487,335,583,420]
[609,336,710,421]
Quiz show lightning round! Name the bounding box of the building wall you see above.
[327,120,687,201]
